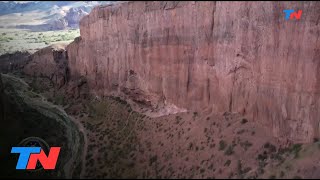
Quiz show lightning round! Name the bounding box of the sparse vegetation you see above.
[0,29,80,55]
[0,36,14,42]
[290,144,302,158]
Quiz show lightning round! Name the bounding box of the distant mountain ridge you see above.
[0,1,115,31]
[0,1,73,16]
[0,1,108,16]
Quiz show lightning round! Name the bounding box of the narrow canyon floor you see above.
[4,72,320,179]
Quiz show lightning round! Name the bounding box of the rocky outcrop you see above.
[65,7,89,28]
[0,51,31,73]
[24,43,69,89]
[49,18,68,30]
[66,1,320,143]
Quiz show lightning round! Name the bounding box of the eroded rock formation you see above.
[24,43,69,89]
[65,1,320,143]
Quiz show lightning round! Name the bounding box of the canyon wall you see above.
[66,1,320,143]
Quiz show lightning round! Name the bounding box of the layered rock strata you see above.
[65,1,320,142]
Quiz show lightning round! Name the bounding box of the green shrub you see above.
[237,160,243,177]
[237,129,246,134]
[149,155,158,166]
[264,142,277,153]
[200,168,205,173]
[188,142,193,150]
[219,140,226,151]
[257,152,268,161]
[224,160,231,167]
[224,145,234,156]
[241,118,248,124]
[193,112,198,118]
[243,167,251,174]
[240,140,252,151]
[54,94,65,105]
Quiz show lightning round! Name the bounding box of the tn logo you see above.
[283,9,302,20]
[11,147,61,170]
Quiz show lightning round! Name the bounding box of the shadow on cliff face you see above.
[0,52,31,74]
[0,74,84,179]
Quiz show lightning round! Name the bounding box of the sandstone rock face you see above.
[66,1,320,143]
[24,44,69,88]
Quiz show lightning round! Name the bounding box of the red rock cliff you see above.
[66,1,320,143]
